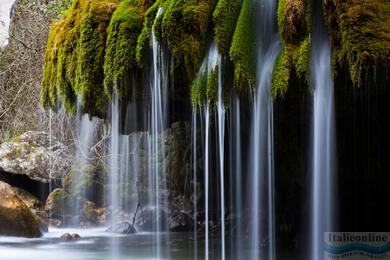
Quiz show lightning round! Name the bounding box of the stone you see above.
[107,221,136,234]
[0,181,42,237]
[45,188,71,219]
[60,233,81,240]
[0,0,17,50]
[13,186,41,211]
[0,131,72,183]
[135,207,168,232]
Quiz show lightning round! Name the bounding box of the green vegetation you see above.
[191,64,208,106]
[136,0,164,68]
[103,0,153,99]
[158,0,216,80]
[76,0,119,117]
[271,49,290,97]
[206,65,219,105]
[229,0,256,92]
[41,0,119,117]
[272,0,311,98]
[323,0,390,85]
[213,0,242,54]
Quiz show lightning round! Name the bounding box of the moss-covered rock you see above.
[229,0,256,92]
[45,188,71,218]
[136,0,165,68]
[41,0,119,117]
[104,0,153,98]
[64,163,105,206]
[273,0,311,98]
[191,64,208,106]
[213,0,242,55]
[323,0,390,85]
[206,65,219,105]
[76,0,120,117]
[157,0,217,80]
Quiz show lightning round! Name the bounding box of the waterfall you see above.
[48,109,53,219]
[204,104,210,260]
[247,0,280,259]
[310,0,336,259]
[192,42,221,260]
[192,112,198,260]
[217,63,226,260]
[73,113,98,219]
[149,7,169,257]
[230,97,243,259]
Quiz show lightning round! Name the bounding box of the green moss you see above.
[104,0,153,98]
[158,0,216,81]
[293,37,310,82]
[213,0,242,54]
[41,0,119,116]
[76,0,119,117]
[191,64,208,106]
[41,0,91,113]
[206,65,219,105]
[272,49,290,98]
[229,0,255,92]
[136,0,165,68]
[323,0,390,85]
[52,189,71,205]
[273,0,311,97]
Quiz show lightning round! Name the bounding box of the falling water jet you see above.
[110,94,120,259]
[148,7,169,258]
[248,0,280,259]
[204,103,210,260]
[310,0,336,259]
[192,112,198,260]
[216,61,226,260]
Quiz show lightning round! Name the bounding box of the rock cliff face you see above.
[0,0,17,50]
[0,131,72,183]
[0,181,42,237]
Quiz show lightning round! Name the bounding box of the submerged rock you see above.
[60,233,81,240]
[0,181,42,237]
[0,131,72,183]
[107,221,136,234]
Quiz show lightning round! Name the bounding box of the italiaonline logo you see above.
[324,232,390,259]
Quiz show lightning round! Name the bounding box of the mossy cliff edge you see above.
[323,0,390,85]
[41,0,390,117]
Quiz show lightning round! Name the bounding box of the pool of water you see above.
[0,228,207,260]
[0,228,299,259]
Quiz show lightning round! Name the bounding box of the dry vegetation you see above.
[0,0,75,142]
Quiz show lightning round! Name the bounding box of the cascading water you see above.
[248,0,280,259]
[192,42,221,260]
[148,7,170,257]
[192,112,198,260]
[216,62,226,260]
[229,96,243,259]
[73,112,98,218]
[310,1,336,259]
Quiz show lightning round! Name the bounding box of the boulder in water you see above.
[0,131,72,183]
[60,233,81,240]
[0,181,42,237]
[107,221,136,234]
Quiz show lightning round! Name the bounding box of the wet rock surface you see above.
[0,131,72,183]
[107,221,136,234]
[0,181,42,237]
[60,233,81,240]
